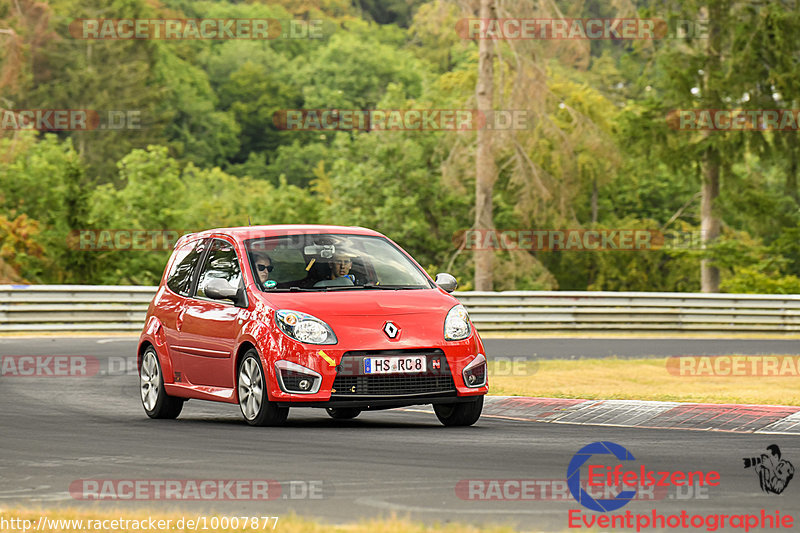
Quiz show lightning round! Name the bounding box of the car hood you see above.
[255,288,457,318]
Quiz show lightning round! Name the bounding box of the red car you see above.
[138,225,488,426]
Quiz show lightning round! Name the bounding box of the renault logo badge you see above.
[383,321,399,339]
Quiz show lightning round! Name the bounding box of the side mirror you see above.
[204,278,240,302]
[435,273,458,293]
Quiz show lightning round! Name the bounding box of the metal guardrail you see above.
[457,291,800,333]
[0,285,155,332]
[2,285,800,334]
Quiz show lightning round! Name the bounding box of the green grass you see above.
[487,357,800,405]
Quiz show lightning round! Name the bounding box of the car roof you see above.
[175,224,385,248]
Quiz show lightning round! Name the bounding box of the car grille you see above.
[331,349,455,397]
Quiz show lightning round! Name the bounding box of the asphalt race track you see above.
[1,337,798,531]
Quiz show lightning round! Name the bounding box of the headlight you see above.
[276,310,337,345]
[444,304,471,341]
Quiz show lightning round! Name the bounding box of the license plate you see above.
[364,356,427,374]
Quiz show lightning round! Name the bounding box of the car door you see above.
[160,238,209,384]
[177,238,245,388]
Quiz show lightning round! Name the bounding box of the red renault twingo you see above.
[138,225,488,426]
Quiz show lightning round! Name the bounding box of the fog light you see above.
[462,354,487,388]
[274,360,322,395]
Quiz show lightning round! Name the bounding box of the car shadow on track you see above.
[135,410,487,430]
[165,416,450,429]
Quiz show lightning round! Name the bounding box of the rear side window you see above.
[166,239,207,296]
[196,239,242,299]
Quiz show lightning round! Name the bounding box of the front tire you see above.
[326,407,361,420]
[139,347,184,419]
[238,350,289,427]
[433,396,483,427]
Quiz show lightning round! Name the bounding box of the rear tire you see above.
[326,407,361,420]
[433,396,483,427]
[139,347,184,419]
[238,350,289,427]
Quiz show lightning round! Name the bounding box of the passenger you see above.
[252,253,274,286]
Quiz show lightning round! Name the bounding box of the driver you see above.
[312,249,356,287]
[329,251,355,283]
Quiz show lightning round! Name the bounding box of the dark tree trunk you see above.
[474,0,496,291]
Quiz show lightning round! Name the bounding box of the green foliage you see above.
[720,267,800,295]
[217,59,302,162]
[291,28,426,110]
[153,49,241,168]
[0,213,46,281]
[85,146,320,284]
[19,0,171,181]
[539,219,701,292]
[261,141,332,188]
[2,0,800,293]
[325,127,470,275]
[0,133,91,282]
[355,0,427,27]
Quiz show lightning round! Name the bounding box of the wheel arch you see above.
[235,341,257,374]
[138,341,154,371]
[138,316,174,382]
[234,338,283,402]
[233,341,257,401]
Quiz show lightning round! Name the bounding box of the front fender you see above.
[235,314,275,397]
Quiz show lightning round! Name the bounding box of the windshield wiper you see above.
[267,286,329,292]
[268,285,428,292]
[323,284,425,291]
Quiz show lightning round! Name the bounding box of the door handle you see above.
[176,308,186,331]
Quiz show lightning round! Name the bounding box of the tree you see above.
[699,0,724,292]
[0,132,90,282]
[629,0,798,292]
[473,0,496,291]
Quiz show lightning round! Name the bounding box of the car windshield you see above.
[245,234,434,291]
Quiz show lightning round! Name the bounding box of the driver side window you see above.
[195,239,241,299]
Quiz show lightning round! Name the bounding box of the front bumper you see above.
[276,393,477,410]
[262,333,489,404]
